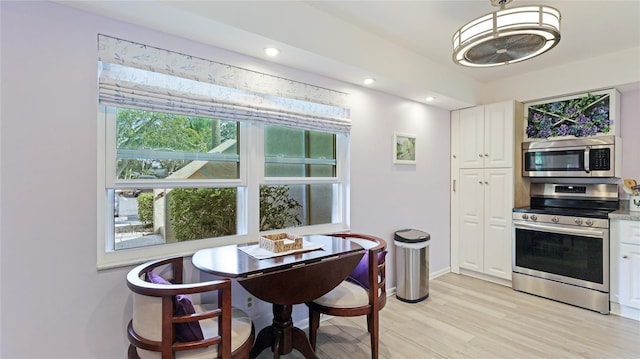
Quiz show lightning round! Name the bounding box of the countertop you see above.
[609,201,640,221]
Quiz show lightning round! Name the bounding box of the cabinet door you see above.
[619,243,640,310]
[483,168,513,279]
[458,169,484,271]
[458,106,485,168]
[484,101,514,168]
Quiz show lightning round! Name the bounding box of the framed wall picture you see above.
[393,132,416,164]
[523,88,620,141]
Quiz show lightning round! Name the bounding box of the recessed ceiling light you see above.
[425,96,436,102]
[363,78,376,85]
[264,47,280,57]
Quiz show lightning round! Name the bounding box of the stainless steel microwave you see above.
[522,136,620,177]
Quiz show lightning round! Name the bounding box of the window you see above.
[262,125,341,229]
[112,109,240,250]
[97,35,350,269]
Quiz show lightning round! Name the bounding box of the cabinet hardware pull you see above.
[484,153,489,157]
[453,155,457,159]
[478,154,483,157]
[484,181,489,184]
[623,255,629,259]
[453,179,456,192]
[478,181,483,185]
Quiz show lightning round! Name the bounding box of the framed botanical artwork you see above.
[393,132,416,164]
[523,88,620,141]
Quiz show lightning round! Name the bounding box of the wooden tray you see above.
[259,233,303,253]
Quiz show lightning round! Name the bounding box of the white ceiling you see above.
[56,0,640,110]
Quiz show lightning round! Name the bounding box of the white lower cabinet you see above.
[619,243,640,310]
[611,219,640,320]
[458,168,513,280]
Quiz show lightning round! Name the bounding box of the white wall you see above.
[348,89,451,280]
[620,89,640,187]
[0,2,451,357]
[480,47,640,105]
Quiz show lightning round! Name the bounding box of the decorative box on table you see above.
[523,88,620,141]
[259,233,303,253]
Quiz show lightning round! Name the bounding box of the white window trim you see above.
[97,107,350,270]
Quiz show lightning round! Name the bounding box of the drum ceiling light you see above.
[452,0,561,67]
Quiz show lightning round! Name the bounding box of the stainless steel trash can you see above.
[394,229,430,303]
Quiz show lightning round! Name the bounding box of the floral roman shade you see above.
[97,35,351,133]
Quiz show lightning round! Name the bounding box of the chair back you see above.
[327,233,387,310]
[126,256,244,359]
[307,233,388,359]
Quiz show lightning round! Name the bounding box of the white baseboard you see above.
[459,268,512,287]
[610,302,640,321]
[431,266,451,279]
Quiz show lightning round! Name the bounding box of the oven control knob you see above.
[585,219,594,227]
[552,216,559,223]
[530,215,537,221]
[522,214,529,220]
[574,218,583,225]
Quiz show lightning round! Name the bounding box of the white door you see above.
[458,106,484,168]
[483,168,513,279]
[459,169,484,271]
[619,243,640,310]
[484,101,514,168]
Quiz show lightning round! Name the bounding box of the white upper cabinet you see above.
[484,102,515,168]
[458,106,485,168]
[457,101,515,169]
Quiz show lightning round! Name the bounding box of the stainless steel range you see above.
[512,182,619,314]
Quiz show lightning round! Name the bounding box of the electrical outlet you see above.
[245,296,253,310]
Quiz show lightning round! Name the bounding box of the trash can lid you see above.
[394,229,430,243]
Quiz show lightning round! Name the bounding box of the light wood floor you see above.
[257,273,640,359]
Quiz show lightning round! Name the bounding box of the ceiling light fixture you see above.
[363,78,376,85]
[425,96,436,102]
[264,47,280,57]
[452,0,561,67]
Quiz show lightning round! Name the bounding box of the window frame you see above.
[97,106,350,270]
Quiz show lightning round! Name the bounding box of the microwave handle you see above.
[584,146,590,173]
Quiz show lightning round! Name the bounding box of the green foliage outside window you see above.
[169,188,238,241]
[116,109,237,179]
[167,186,302,241]
[259,185,303,231]
[137,193,154,225]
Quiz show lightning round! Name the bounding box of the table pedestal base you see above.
[249,304,318,359]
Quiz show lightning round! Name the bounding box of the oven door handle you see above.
[514,222,605,238]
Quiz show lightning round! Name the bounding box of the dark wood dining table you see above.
[191,234,365,359]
